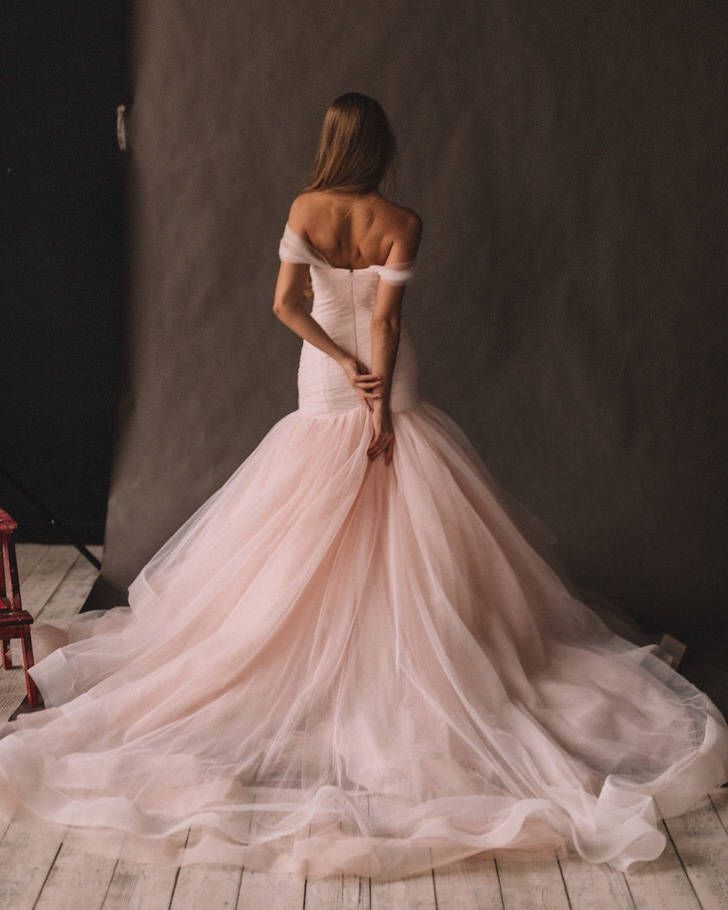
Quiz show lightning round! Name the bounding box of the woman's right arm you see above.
[366,213,423,463]
[272,262,385,405]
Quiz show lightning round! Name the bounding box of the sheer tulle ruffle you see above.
[1,400,727,880]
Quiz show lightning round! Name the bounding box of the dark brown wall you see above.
[88,1,728,658]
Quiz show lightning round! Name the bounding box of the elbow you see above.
[272,296,293,319]
[273,287,306,318]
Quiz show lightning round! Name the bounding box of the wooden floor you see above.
[1,543,727,910]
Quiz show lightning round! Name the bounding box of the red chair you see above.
[0,509,41,708]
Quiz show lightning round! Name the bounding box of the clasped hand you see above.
[340,355,395,465]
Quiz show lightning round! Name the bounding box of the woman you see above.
[1,92,727,882]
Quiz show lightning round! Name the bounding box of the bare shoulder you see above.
[380,197,422,230]
[287,190,321,230]
[380,199,423,262]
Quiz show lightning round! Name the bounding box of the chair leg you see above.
[1,638,11,670]
[20,630,41,709]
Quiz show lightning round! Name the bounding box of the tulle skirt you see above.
[1,399,726,880]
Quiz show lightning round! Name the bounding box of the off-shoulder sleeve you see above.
[370,259,417,286]
[278,223,327,266]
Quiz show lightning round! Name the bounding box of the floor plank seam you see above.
[30,839,64,910]
[619,870,638,910]
[707,791,728,837]
[661,819,705,910]
[166,826,191,909]
[31,551,83,620]
[98,855,121,908]
[493,856,505,909]
[554,854,574,910]
[430,866,439,910]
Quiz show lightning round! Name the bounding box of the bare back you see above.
[288,190,422,271]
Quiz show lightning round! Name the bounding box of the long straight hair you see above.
[301,92,398,197]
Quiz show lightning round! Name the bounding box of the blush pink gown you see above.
[0,222,727,881]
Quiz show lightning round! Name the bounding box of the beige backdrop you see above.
[86,1,727,672]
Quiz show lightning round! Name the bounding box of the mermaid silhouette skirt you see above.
[0,224,726,880]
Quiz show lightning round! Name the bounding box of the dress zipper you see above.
[350,267,358,360]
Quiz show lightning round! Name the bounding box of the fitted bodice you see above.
[278,223,421,416]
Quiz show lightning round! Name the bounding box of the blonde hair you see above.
[302,92,398,197]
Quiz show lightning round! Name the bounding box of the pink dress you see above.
[0,221,726,881]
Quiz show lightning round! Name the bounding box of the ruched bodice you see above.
[279,223,421,416]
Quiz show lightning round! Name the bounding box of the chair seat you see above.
[0,610,34,628]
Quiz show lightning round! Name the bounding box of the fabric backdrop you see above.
[85,1,727,669]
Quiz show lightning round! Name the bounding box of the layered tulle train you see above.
[1,399,727,880]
